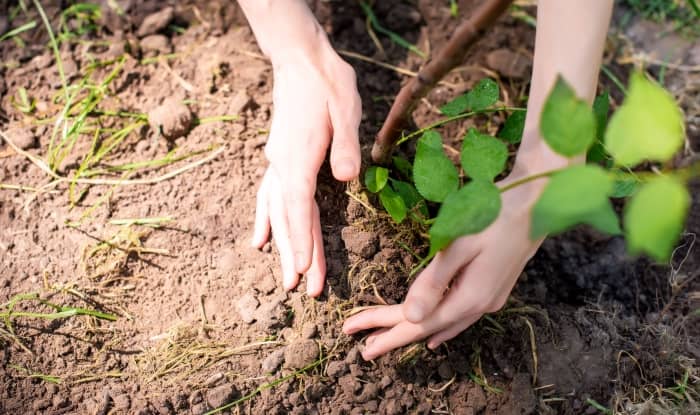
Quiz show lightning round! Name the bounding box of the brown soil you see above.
[1,1,698,415]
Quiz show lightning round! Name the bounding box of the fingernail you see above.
[405,302,425,322]
[339,159,357,176]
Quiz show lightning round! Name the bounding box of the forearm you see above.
[237,0,334,66]
[515,0,614,173]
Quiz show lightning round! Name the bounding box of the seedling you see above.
[366,73,696,268]
[11,87,36,114]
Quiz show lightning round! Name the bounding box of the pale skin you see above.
[239,0,614,359]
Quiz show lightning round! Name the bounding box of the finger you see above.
[361,321,434,361]
[342,305,404,335]
[403,241,480,323]
[269,184,298,291]
[328,90,361,181]
[283,173,316,275]
[426,313,482,350]
[305,203,326,297]
[251,171,271,248]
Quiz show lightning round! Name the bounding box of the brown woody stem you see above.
[371,0,515,163]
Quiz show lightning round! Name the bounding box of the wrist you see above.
[512,128,585,177]
[238,0,333,67]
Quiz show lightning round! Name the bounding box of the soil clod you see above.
[140,34,172,57]
[235,292,260,324]
[341,227,378,259]
[5,127,37,150]
[485,48,531,80]
[206,383,239,410]
[137,7,175,37]
[261,348,285,373]
[148,98,194,140]
[284,339,319,369]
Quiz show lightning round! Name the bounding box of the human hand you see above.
[250,43,362,297]
[342,167,548,360]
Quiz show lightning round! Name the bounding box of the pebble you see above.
[284,339,319,369]
[137,7,175,37]
[261,349,285,373]
[148,98,193,140]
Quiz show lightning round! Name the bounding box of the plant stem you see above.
[498,168,562,193]
[372,0,514,163]
[396,106,525,146]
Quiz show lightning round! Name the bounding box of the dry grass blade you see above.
[138,324,280,384]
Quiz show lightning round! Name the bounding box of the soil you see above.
[1,1,699,415]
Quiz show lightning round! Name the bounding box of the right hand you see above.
[251,43,362,297]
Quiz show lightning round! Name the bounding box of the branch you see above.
[372,0,514,163]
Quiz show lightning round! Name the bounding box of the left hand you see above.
[342,170,547,360]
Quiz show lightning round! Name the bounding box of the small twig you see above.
[338,50,457,89]
[160,59,195,92]
[344,190,377,214]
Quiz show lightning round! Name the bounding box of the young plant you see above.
[366,73,693,266]
[11,87,36,114]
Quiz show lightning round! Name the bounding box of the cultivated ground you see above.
[0,1,699,414]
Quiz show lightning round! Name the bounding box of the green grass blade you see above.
[359,1,426,58]
[0,20,37,42]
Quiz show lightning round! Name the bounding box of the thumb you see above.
[403,244,478,323]
[328,91,362,182]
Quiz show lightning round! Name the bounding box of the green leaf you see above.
[379,185,407,223]
[364,166,389,193]
[531,165,621,238]
[611,176,639,198]
[440,79,499,116]
[461,128,508,181]
[587,92,610,163]
[605,72,685,167]
[540,76,597,157]
[413,130,459,202]
[499,111,526,143]
[391,180,429,218]
[392,156,413,179]
[624,176,689,262]
[429,180,501,253]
